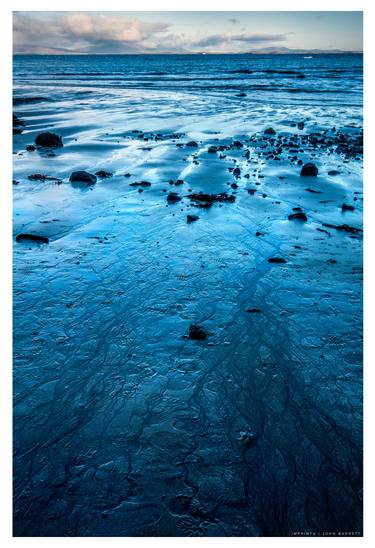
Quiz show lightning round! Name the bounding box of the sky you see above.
[13,11,363,55]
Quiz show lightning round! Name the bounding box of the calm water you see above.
[14,53,363,107]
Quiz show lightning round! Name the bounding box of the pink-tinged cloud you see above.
[13,12,292,54]
[13,13,171,54]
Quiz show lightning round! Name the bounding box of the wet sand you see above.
[13,89,362,536]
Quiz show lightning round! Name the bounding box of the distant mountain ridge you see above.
[243,46,362,55]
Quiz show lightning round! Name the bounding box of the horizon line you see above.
[13,51,363,56]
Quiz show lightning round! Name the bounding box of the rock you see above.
[233,167,241,177]
[208,146,217,153]
[129,181,151,187]
[13,113,25,134]
[305,188,321,194]
[239,430,257,447]
[13,113,24,126]
[328,170,341,176]
[342,203,355,212]
[268,257,287,264]
[187,215,199,223]
[187,192,235,204]
[186,141,198,147]
[28,173,62,182]
[235,93,247,97]
[322,223,362,234]
[300,163,318,176]
[246,308,261,313]
[264,127,276,135]
[16,233,49,243]
[124,173,131,177]
[35,132,63,147]
[69,171,97,184]
[26,145,36,152]
[167,192,181,204]
[188,324,209,341]
[232,140,243,148]
[95,170,113,178]
[288,212,307,221]
[297,121,305,130]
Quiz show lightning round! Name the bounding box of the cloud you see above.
[193,33,288,48]
[13,13,170,54]
[60,13,168,43]
[13,13,289,54]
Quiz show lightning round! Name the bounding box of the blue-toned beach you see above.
[13,53,363,536]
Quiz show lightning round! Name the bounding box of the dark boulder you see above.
[341,203,355,212]
[207,146,217,153]
[16,233,49,244]
[186,141,198,147]
[35,132,63,148]
[264,127,276,135]
[288,212,307,221]
[188,324,209,341]
[328,170,341,176]
[246,308,261,313]
[233,167,241,177]
[187,214,199,223]
[167,192,181,204]
[26,145,36,152]
[268,257,287,264]
[129,181,151,187]
[297,121,305,130]
[187,192,235,204]
[69,171,97,184]
[300,163,318,176]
